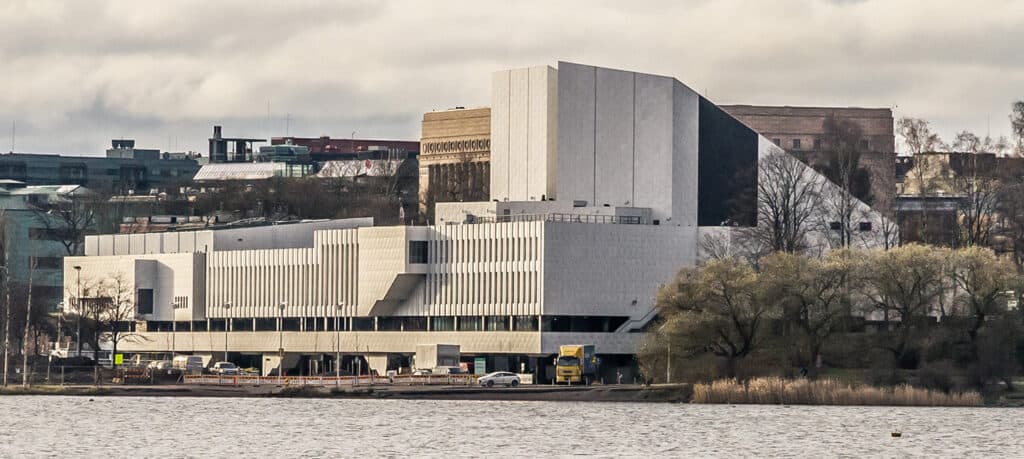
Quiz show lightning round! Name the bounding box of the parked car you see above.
[412,369,432,376]
[210,362,239,375]
[478,371,520,387]
[172,355,205,373]
[147,360,173,371]
[433,366,464,375]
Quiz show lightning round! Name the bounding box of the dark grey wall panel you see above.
[697,97,757,226]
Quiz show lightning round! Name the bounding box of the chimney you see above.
[213,125,222,139]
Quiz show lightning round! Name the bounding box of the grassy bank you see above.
[692,377,982,407]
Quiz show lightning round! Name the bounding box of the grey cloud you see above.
[1,0,1022,155]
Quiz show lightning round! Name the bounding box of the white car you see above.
[478,371,520,387]
[147,360,173,371]
[210,361,239,375]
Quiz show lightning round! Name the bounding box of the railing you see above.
[471,213,646,225]
[184,373,481,386]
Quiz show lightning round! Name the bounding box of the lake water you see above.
[0,396,1020,457]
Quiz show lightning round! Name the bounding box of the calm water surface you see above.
[0,396,1020,457]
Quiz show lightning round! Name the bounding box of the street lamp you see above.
[335,303,345,384]
[170,301,179,358]
[278,301,287,381]
[222,302,232,362]
[73,266,82,356]
[56,302,65,352]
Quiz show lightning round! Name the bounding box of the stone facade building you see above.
[418,107,491,222]
[721,105,896,212]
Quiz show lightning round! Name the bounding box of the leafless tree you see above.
[29,190,99,256]
[897,117,944,156]
[954,171,1001,248]
[1,212,9,387]
[898,117,945,244]
[997,179,1024,268]
[20,258,36,387]
[97,273,142,361]
[1011,100,1024,156]
[740,153,824,257]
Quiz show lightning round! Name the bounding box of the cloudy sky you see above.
[1,0,1022,155]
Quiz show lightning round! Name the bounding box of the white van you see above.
[172,355,205,373]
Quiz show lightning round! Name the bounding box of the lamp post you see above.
[73,266,82,356]
[335,303,345,385]
[170,301,179,359]
[223,302,232,362]
[278,301,286,381]
[56,302,64,352]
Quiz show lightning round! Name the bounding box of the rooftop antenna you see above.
[10,120,15,152]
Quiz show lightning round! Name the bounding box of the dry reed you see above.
[691,377,982,407]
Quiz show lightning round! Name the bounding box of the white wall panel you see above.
[508,68,530,200]
[542,223,695,319]
[672,81,700,227]
[556,61,596,205]
[633,73,675,222]
[594,67,635,207]
[490,70,511,201]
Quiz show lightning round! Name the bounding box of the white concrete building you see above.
[64,62,891,382]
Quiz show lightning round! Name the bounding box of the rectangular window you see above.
[792,139,801,149]
[772,138,781,146]
[432,316,455,331]
[409,241,429,264]
[30,256,63,269]
[858,221,873,232]
[459,316,482,331]
[829,221,842,231]
[814,138,823,150]
[28,228,62,241]
[137,289,154,315]
[513,315,538,331]
[30,285,62,302]
[485,316,509,331]
[860,139,870,150]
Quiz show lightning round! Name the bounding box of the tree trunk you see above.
[724,355,738,379]
[2,238,10,388]
[22,261,35,387]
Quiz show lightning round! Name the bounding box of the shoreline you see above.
[0,383,693,403]
[3,383,1018,406]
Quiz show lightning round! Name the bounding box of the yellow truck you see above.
[555,344,597,384]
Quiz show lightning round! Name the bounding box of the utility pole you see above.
[278,301,286,381]
[74,266,82,356]
[335,303,344,385]
[223,302,231,362]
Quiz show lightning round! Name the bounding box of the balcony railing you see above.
[469,213,646,225]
